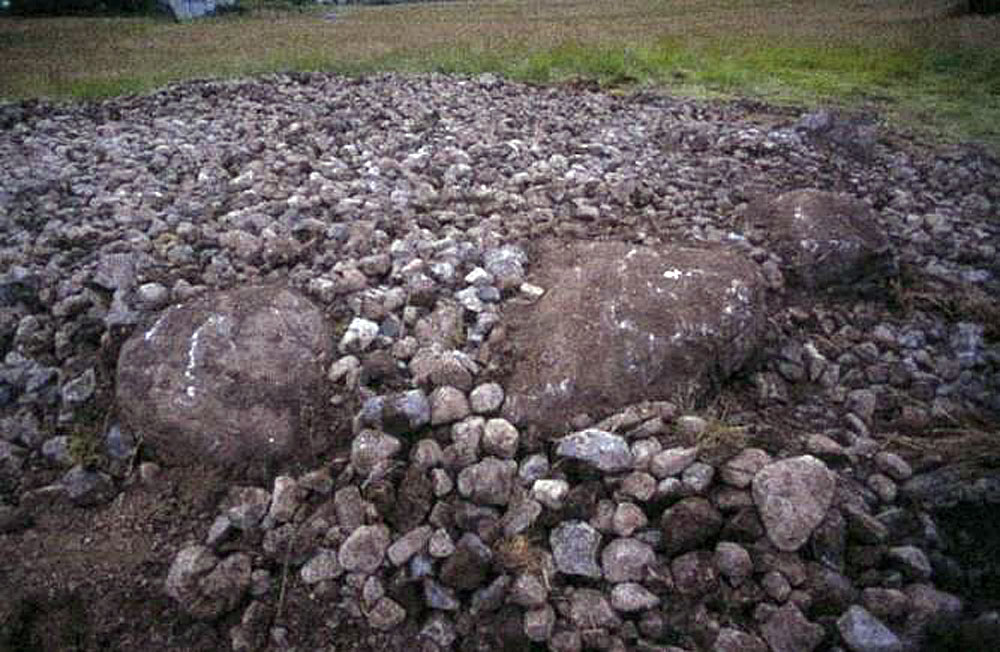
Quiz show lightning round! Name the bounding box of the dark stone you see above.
[116,286,333,472]
[503,240,765,433]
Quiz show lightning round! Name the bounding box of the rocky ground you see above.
[0,72,999,652]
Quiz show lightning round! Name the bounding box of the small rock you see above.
[470,382,505,414]
[837,605,902,652]
[532,479,570,509]
[482,418,519,458]
[752,455,835,552]
[430,386,471,425]
[602,537,655,583]
[457,457,517,506]
[556,429,634,473]
[524,604,556,642]
[612,502,648,537]
[339,524,391,573]
[671,550,719,596]
[760,603,825,652]
[267,476,301,524]
[715,541,754,585]
[382,389,431,435]
[610,582,661,612]
[388,525,433,566]
[367,597,406,631]
[720,448,772,488]
[660,497,723,555]
[62,465,115,506]
[226,487,271,531]
[650,447,699,478]
[551,520,603,578]
[339,317,379,353]
[300,548,343,584]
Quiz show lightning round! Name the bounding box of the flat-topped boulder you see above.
[742,189,894,292]
[502,240,766,433]
[117,285,333,472]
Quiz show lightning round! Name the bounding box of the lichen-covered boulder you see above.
[503,240,766,434]
[117,285,333,471]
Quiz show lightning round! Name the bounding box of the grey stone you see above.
[470,382,505,414]
[551,520,603,578]
[388,525,433,566]
[651,447,699,478]
[555,429,634,473]
[752,455,835,552]
[482,418,519,458]
[568,588,621,629]
[382,389,431,435]
[502,498,542,537]
[367,597,406,631]
[837,605,902,652]
[719,448,772,488]
[267,476,301,524]
[760,603,825,652]
[226,487,271,531]
[117,286,332,470]
[61,368,96,404]
[714,541,753,584]
[671,550,719,596]
[874,451,912,482]
[610,582,661,612]
[621,471,657,501]
[601,537,655,583]
[887,545,932,581]
[350,429,401,476]
[532,479,570,509]
[42,436,72,466]
[166,545,251,620]
[430,386,471,425]
[713,628,768,652]
[524,604,556,642]
[612,502,648,537]
[682,461,715,492]
[457,456,517,506]
[423,578,460,610]
[339,317,379,353]
[300,548,343,584]
[510,572,548,607]
[339,524,391,573]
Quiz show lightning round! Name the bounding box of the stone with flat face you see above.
[117,285,333,472]
[503,240,765,434]
[752,455,836,552]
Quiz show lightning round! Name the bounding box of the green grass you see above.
[1,0,998,148]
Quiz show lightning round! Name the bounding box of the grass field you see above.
[1,0,998,148]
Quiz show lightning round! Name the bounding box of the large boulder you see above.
[117,286,333,471]
[742,189,894,292]
[502,240,766,434]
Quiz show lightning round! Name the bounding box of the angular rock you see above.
[166,545,251,620]
[601,537,655,583]
[338,524,391,574]
[504,241,765,432]
[555,429,634,473]
[837,605,902,652]
[551,520,603,578]
[752,455,835,551]
[117,286,332,470]
[760,603,825,652]
[610,582,661,612]
[457,457,517,506]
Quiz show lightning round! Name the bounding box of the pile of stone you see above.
[1,72,998,649]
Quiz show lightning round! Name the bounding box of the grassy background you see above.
[1,0,998,148]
